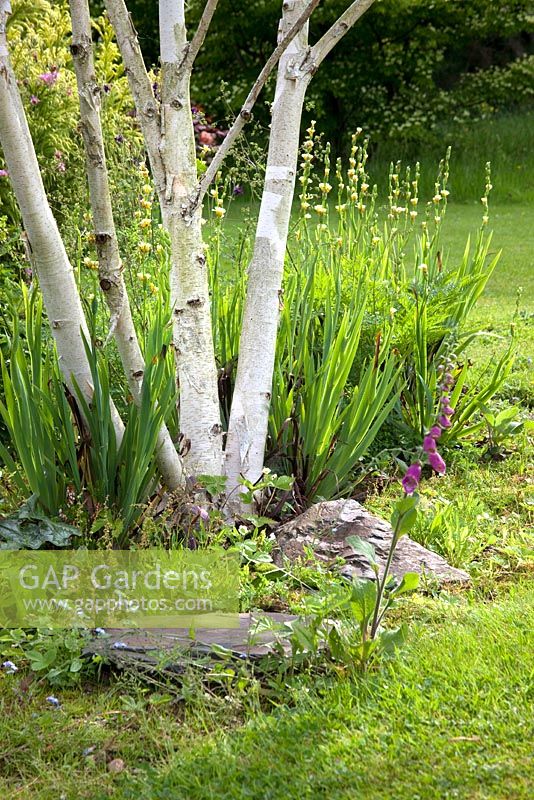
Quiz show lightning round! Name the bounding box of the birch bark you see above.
[225,0,377,506]
[68,0,184,489]
[105,0,223,477]
[0,0,125,439]
[158,0,223,477]
[224,0,314,498]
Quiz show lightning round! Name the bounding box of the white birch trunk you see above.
[158,0,223,477]
[224,0,313,499]
[69,0,184,489]
[0,0,125,439]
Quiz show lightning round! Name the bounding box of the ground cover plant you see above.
[0,1,533,798]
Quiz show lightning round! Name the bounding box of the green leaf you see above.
[0,500,80,550]
[346,535,379,573]
[349,578,378,624]
[377,624,408,654]
[390,572,420,597]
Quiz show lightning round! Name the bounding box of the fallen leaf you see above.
[107,758,125,774]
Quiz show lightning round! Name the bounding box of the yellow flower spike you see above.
[149,282,159,295]
[350,192,358,201]
[214,206,226,219]
[139,218,151,229]
[138,241,151,254]
[140,199,152,210]
[432,194,441,204]
[360,182,369,193]
[410,211,418,220]
[319,182,332,194]
[156,244,163,255]
[301,201,310,210]
[335,204,347,212]
[136,271,144,280]
[141,184,152,196]
[313,204,327,216]
[302,153,313,162]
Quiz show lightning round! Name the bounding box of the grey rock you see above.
[274,499,470,584]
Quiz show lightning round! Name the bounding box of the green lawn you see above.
[1,580,532,799]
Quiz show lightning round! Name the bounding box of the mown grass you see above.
[1,580,532,799]
[368,111,534,204]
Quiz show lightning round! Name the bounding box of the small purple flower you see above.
[30,95,40,105]
[423,435,437,453]
[440,395,451,406]
[112,641,128,650]
[430,425,442,439]
[402,462,421,495]
[441,405,455,417]
[428,450,446,475]
[0,169,8,177]
[190,504,210,522]
[438,414,452,429]
[56,161,66,173]
[2,660,18,674]
[46,695,61,708]
[114,134,124,143]
[232,184,244,196]
[38,69,58,86]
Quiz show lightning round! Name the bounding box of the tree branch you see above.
[104,0,166,194]
[309,0,375,68]
[180,0,220,73]
[189,0,322,213]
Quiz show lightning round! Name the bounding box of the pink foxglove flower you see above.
[438,414,452,429]
[402,462,421,495]
[428,451,446,474]
[423,435,437,453]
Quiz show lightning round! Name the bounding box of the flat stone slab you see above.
[274,499,470,584]
[85,612,297,671]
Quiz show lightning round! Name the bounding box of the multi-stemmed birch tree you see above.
[0,0,375,510]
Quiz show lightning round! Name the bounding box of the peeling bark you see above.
[225,0,313,501]
[69,0,185,489]
[158,1,223,477]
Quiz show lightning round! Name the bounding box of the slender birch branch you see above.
[180,0,220,73]
[190,0,322,212]
[309,0,375,67]
[103,0,166,194]
[69,0,185,489]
